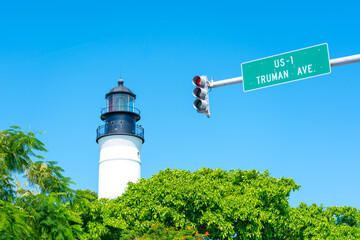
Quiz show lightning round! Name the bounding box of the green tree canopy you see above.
[79,168,360,239]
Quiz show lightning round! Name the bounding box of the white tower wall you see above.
[98,135,143,199]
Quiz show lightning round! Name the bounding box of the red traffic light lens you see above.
[193,76,202,87]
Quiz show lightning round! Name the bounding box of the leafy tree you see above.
[0,200,32,239]
[71,189,99,237]
[0,164,15,202]
[132,223,207,240]
[0,126,46,173]
[25,160,74,202]
[19,193,82,239]
[286,203,360,239]
[80,168,300,239]
[0,126,82,239]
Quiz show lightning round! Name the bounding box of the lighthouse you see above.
[96,79,144,199]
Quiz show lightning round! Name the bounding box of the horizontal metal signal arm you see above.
[330,54,360,67]
[209,76,243,88]
[209,54,360,88]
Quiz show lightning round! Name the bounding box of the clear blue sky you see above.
[1,0,359,208]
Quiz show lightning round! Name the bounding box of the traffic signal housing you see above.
[192,75,210,117]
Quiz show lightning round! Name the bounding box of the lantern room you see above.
[100,78,140,121]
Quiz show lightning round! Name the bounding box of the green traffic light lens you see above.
[194,99,207,111]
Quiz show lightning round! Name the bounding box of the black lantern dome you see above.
[106,78,136,97]
[96,79,144,143]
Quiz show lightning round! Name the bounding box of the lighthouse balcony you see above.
[96,123,144,142]
[100,105,141,121]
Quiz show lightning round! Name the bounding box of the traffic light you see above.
[192,75,210,117]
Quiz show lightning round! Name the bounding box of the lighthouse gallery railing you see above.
[96,124,144,141]
[101,105,140,115]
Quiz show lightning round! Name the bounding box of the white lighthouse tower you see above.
[96,79,144,199]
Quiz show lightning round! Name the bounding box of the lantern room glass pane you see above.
[107,93,135,112]
[107,95,114,111]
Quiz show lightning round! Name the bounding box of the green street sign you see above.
[241,43,331,92]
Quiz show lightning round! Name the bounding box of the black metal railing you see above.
[96,124,144,141]
[101,105,140,115]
